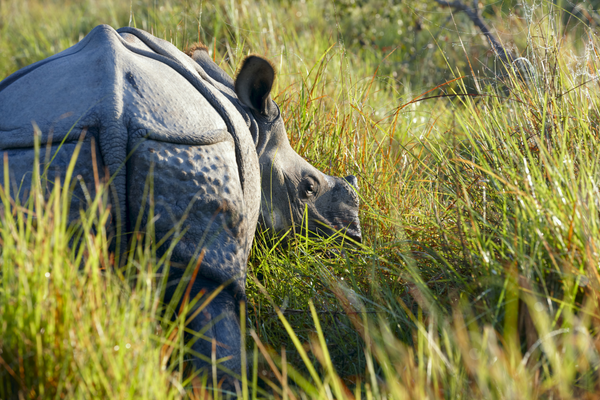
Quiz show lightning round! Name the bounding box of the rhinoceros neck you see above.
[189,50,264,151]
[116,27,258,197]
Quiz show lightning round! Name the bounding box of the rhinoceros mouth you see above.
[340,229,362,244]
[299,201,362,244]
[310,219,362,244]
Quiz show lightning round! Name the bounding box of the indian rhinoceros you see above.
[0,25,361,381]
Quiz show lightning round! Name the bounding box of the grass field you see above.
[2,0,600,398]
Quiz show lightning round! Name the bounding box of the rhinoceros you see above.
[0,25,361,380]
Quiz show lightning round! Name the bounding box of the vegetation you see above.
[1,0,600,398]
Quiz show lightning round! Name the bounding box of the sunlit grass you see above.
[2,0,600,398]
[0,135,185,398]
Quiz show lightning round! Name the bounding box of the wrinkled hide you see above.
[0,25,361,383]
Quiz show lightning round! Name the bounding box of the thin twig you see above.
[433,0,513,63]
[264,309,379,317]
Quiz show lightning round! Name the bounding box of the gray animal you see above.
[0,25,361,382]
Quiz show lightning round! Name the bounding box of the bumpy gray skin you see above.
[0,25,361,383]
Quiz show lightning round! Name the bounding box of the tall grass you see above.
[2,0,600,398]
[0,135,187,398]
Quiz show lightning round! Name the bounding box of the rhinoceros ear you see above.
[234,55,275,116]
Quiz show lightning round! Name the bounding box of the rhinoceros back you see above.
[0,25,261,296]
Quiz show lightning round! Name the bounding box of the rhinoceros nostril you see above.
[344,175,359,190]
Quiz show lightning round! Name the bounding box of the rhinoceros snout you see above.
[345,222,362,243]
[315,175,362,243]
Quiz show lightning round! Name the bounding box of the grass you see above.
[0,138,183,398]
[2,0,600,398]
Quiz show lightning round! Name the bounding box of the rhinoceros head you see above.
[233,56,362,243]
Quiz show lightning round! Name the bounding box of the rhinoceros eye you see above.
[302,178,317,199]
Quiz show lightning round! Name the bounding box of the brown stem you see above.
[433,0,513,63]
